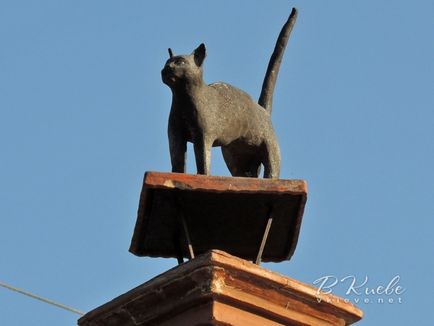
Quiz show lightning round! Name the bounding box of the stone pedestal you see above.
[78,250,362,325]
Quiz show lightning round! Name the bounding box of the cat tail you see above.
[258,8,297,114]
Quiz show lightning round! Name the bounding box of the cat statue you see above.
[161,8,297,179]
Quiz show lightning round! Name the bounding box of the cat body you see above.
[161,9,297,178]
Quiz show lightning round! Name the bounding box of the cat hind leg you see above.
[263,139,281,179]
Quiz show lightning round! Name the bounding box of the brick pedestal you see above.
[78,250,362,325]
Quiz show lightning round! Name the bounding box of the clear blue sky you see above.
[1,1,433,325]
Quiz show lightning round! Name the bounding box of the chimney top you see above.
[79,250,363,326]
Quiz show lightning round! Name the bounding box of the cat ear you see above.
[168,48,174,58]
[193,43,206,67]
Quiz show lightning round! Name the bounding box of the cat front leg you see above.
[169,135,187,173]
[193,137,212,175]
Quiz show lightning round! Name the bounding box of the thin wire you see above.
[0,280,84,316]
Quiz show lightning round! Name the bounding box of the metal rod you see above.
[173,232,184,264]
[174,193,194,263]
[181,214,195,260]
[255,216,273,265]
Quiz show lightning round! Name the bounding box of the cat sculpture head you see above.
[161,43,206,89]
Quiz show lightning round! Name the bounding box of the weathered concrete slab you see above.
[129,172,307,262]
